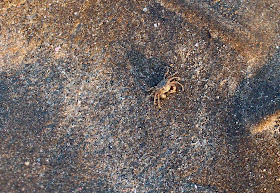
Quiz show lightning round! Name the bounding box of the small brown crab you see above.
[147,71,184,108]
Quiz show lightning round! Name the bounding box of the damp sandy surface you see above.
[0,0,279,192]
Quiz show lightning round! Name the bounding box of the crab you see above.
[147,71,184,108]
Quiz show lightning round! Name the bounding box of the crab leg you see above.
[157,94,161,108]
[175,81,184,91]
[168,77,181,82]
[146,87,154,92]
[148,90,155,97]
[164,68,170,77]
[170,71,178,77]
[170,81,184,91]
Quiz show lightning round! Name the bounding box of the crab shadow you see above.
[126,49,169,89]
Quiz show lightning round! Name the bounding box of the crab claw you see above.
[169,86,177,94]
[161,93,167,99]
